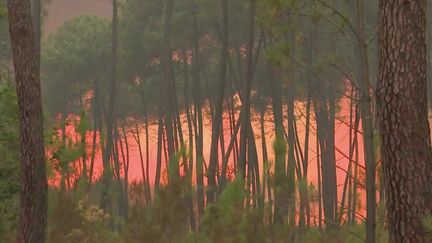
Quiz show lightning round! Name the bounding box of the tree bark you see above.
[268,63,288,225]
[31,0,40,65]
[191,1,205,220]
[377,0,432,241]
[7,0,48,241]
[314,97,338,228]
[161,0,176,183]
[100,0,118,211]
[238,0,256,181]
[207,0,229,203]
[354,1,376,241]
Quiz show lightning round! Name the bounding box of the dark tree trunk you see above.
[286,95,296,229]
[155,113,163,192]
[119,125,129,214]
[182,49,196,230]
[80,111,88,181]
[268,62,288,225]
[133,124,149,203]
[260,110,268,187]
[207,0,229,203]
[314,97,338,228]
[89,79,104,192]
[144,113,151,202]
[113,121,127,220]
[377,0,432,241]
[100,0,119,211]
[354,1,376,241]
[238,0,256,181]
[7,0,48,241]
[88,107,98,187]
[31,0,40,64]
[139,83,152,202]
[302,95,311,228]
[161,0,177,183]
[191,1,205,220]
[351,129,360,225]
[219,110,241,190]
[316,135,323,230]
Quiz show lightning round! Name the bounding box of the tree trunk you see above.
[100,0,119,211]
[113,121,127,220]
[162,0,176,183]
[354,0,376,241]
[302,95,311,228]
[138,82,152,202]
[89,79,101,189]
[191,1,205,220]
[183,49,196,230]
[7,0,47,241]
[238,0,256,181]
[133,124,149,203]
[207,0,229,203]
[268,61,288,225]
[377,0,432,241]
[119,125,129,214]
[155,113,163,192]
[314,97,338,228]
[286,95,297,229]
[31,0,40,65]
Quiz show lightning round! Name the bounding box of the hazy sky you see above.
[45,0,111,34]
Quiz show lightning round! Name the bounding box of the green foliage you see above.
[42,15,110,115]
[47,126,82,178]
[0,81,19,242]
[44,112,91,194]
[273,136,288,189]
[47,190,121,243]
[0,0,10,73]
[124,180,191,243]
[187,179,265,243]
[65,200,119,243]
[0,4,5,19]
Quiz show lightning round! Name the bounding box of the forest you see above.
[0,0,431,242]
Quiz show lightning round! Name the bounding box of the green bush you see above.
[0,82,19,242]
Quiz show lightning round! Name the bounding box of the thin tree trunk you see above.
[219,111,241,190]
[316,132,322,230]
[238,0,256,181]
[89,79,101,188]
[133,124,150,204]
[258,107,273,224]
[354,1,376,241]
[207,0,229,203]
[119,125,129,214]
[286,95,296,229]
[314,97,337,228]
[144,114,151,201]
[350,127,359,225]
[339,90,359,224]
[303,96,311,227]
[155,66,164,192]
[293,102,309,234]
[182,49,196,230]
[268,61,288,225]
[80,111,88,181]
[160,0,176,185]
[113,121,127,220]
[191,1,205,220]
[100,0,119,211]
